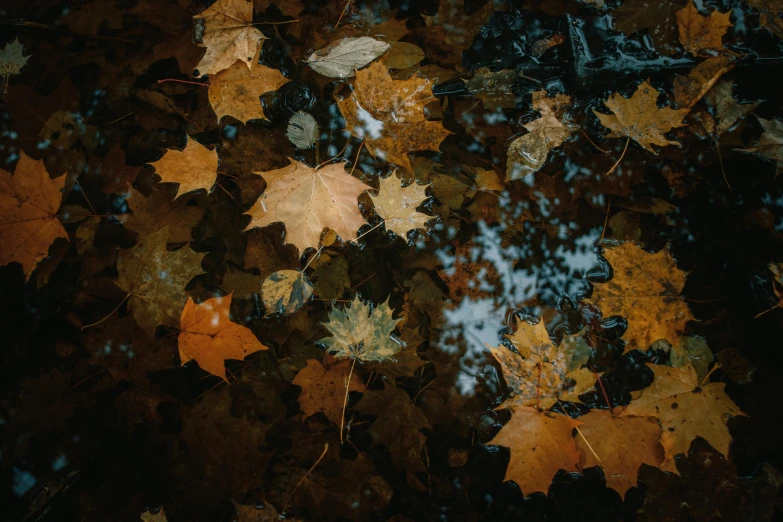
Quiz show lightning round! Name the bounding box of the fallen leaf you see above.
[337,62,451,172]
[668,336,713,383]
[320,295,402,363]
[149,136,219,198]
[116,227,205,337]
[489,319,595,410]
[612,0,683,55]
[576,410,665,497]
[245,160,371,253]
[121,184,205,244]
[194,0,266,77]
[370,173,431,239]
[208,56,289,123]
[677,0,733,56]
[293,358,365,424]
[530,34,565,57]
[739,117,783,174]
[621,363,744,471]
[261,270,313,316]
[286,111,319,149]
[0,38,31,78]
[704,80,759,136]
[463,68,520,110]
[588,242,695,354]
[0,151,68,280]
[594,79,689,153]
[489,408,582,495]
[87,145,141,194]
[746,0,783,39]
[672,55,734,109]
[306,36,390,78]
[179,293,268,380]
[140,508,167,522]
[416,0,496,65]
[507,90,573,180]
[379,42,425,69]
[311,255,351,300]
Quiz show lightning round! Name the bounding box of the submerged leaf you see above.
[208,58,289,123]
[286,111,319,149]
[0,38,30,77]
[261,270,313,316]
[320,296,402,363]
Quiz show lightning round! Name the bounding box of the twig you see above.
[283,443,329,512]
[600,195,612,240]
[339,357,357,443]
[335,0,352,29]
[579,128,609,154]
[754,302,780,319]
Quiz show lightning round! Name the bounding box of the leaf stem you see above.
[606,137,630,177]
[283,443,328,513]
[339,357,357,443]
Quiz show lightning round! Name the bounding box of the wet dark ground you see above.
[2,0,783,521]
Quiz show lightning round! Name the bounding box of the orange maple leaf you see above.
[149,136,219,198]
[677,0,733,56]
[208,56,289,123]
[337,62,451,171]
[178,293,269,381]
[0,151,68,280]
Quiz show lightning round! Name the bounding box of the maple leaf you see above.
[293,358,365,425]
[746,0,783,39]
[0,38,31,78]
[703,80,759,137]
[261,269,314,316]
[245,160,371,253]
[208,56,289,123]
[672,55,734,110]
[370,173,432,239]
[620,363,745,471]
[116,227,205,337]
[588,242,695,354]
[488,407,582,495]
[594,80,689,153]
[320,295,402,363]
[149,136,218,198]
[179,293,268,381]
[121,184,205,244]
[140,508,167,522]
[0,151,68,281]
[740,117,783,175]
[193,0,267,77]
[489,319,595,410]
[87,144,140,194]
[676,0,733,56]
[337,62,451,172]
[507,90,573,180]
[576,410,665,496]
[612,0,683,55]
[416,0,497,65]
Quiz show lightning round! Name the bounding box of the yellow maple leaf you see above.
[149,136,218,198]
[208,56,289,123]
[245,160,371,253]
[676,0,733,56]
[370,173,431,239]
[0,151,68,280]
[194,0,267,77]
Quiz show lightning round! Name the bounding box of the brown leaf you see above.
[739,117,783,174]
[179,293,268,380]
[594,80,689,153]
[337,62,451,172]
[672,55,734,109]
[121,184,205,244]
[677,0,733,56]
[612,0,684,55]
[208,57,289,123]
[588,242,695,354]
[293,358,365,424]
[0,151,68,280]
[149,136,219,198]
[704,80,759,137]
[488,408,582,495]
[415,0,496,66]
[194,0,267,77]
[370,173,432,239]
[245,160,371,253]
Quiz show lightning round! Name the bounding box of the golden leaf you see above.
[245,160,371,253]
[337,62,451,172]
[208,57,289,123]
[293,358,365,425]
[0,151,68,280]
[676,0,733,56]
[370,173,431,239]
[593,79,689,153]
[178,293,268,381]
[149,136,219,198]
[193,0,266,77]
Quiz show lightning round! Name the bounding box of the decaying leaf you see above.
[286,111,319,149]
[370,173,432,239]
[704,80,759,137]
[293,358,365,424]
[746,0,783,39]
[463,68,520,110]
[208,56,289,123]
[140,508,167,522]
[530,34,565,57]
[194,0,266,77]
[261,270,313,316]
[306,37,390,78]
[740,117,783,174]
[488,408,582,494]
[588,242,695,354]
[0,151,68,280]
[311,255,350,300]
[676,0,733,56]
[116,228,205,337]
[576,410,665,496]
[489,319,595,410]
[612,0,682,55]
[149,136,219,198]
[379,42,425,69]
[179,293,268,381]
[416,0,497,65]
[121,184,205,244]
[320,295,402,363]
[245,160,371,252]
[0,38,30,78]
[337,62,451,172]
[594,79,689,153]
[672,55,734,109]
[507,90,573,180]
[621,363,744,471]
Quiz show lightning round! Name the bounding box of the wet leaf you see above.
[672,55,734,109]
[149,136,219,198]
[121,184,205,244]
[306,37,390,78]
[612,0,684,55]
[739,117,783,174]
[620,363,745,471]
[704,80,759,137]
[208,57,289,123]
[463,68,520,110]
[0,151,68,280]
[140,508,167,522]
[379,42,425,69]
[194,0,266,77]
[261,269,313,316]
[179,293,268,380]
[245,159,371,252]
[286,111,318,149]
[370,173,432,239]
[415,0,497,65]
[320,295,402,363]
[0,37,30,77]
[588,242,695,354]
[311,255,350,300]
[676,0,733,56]
[293,358,365,424]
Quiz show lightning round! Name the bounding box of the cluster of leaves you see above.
[1,0,783,521]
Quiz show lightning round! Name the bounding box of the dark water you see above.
[1,0,783,520]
